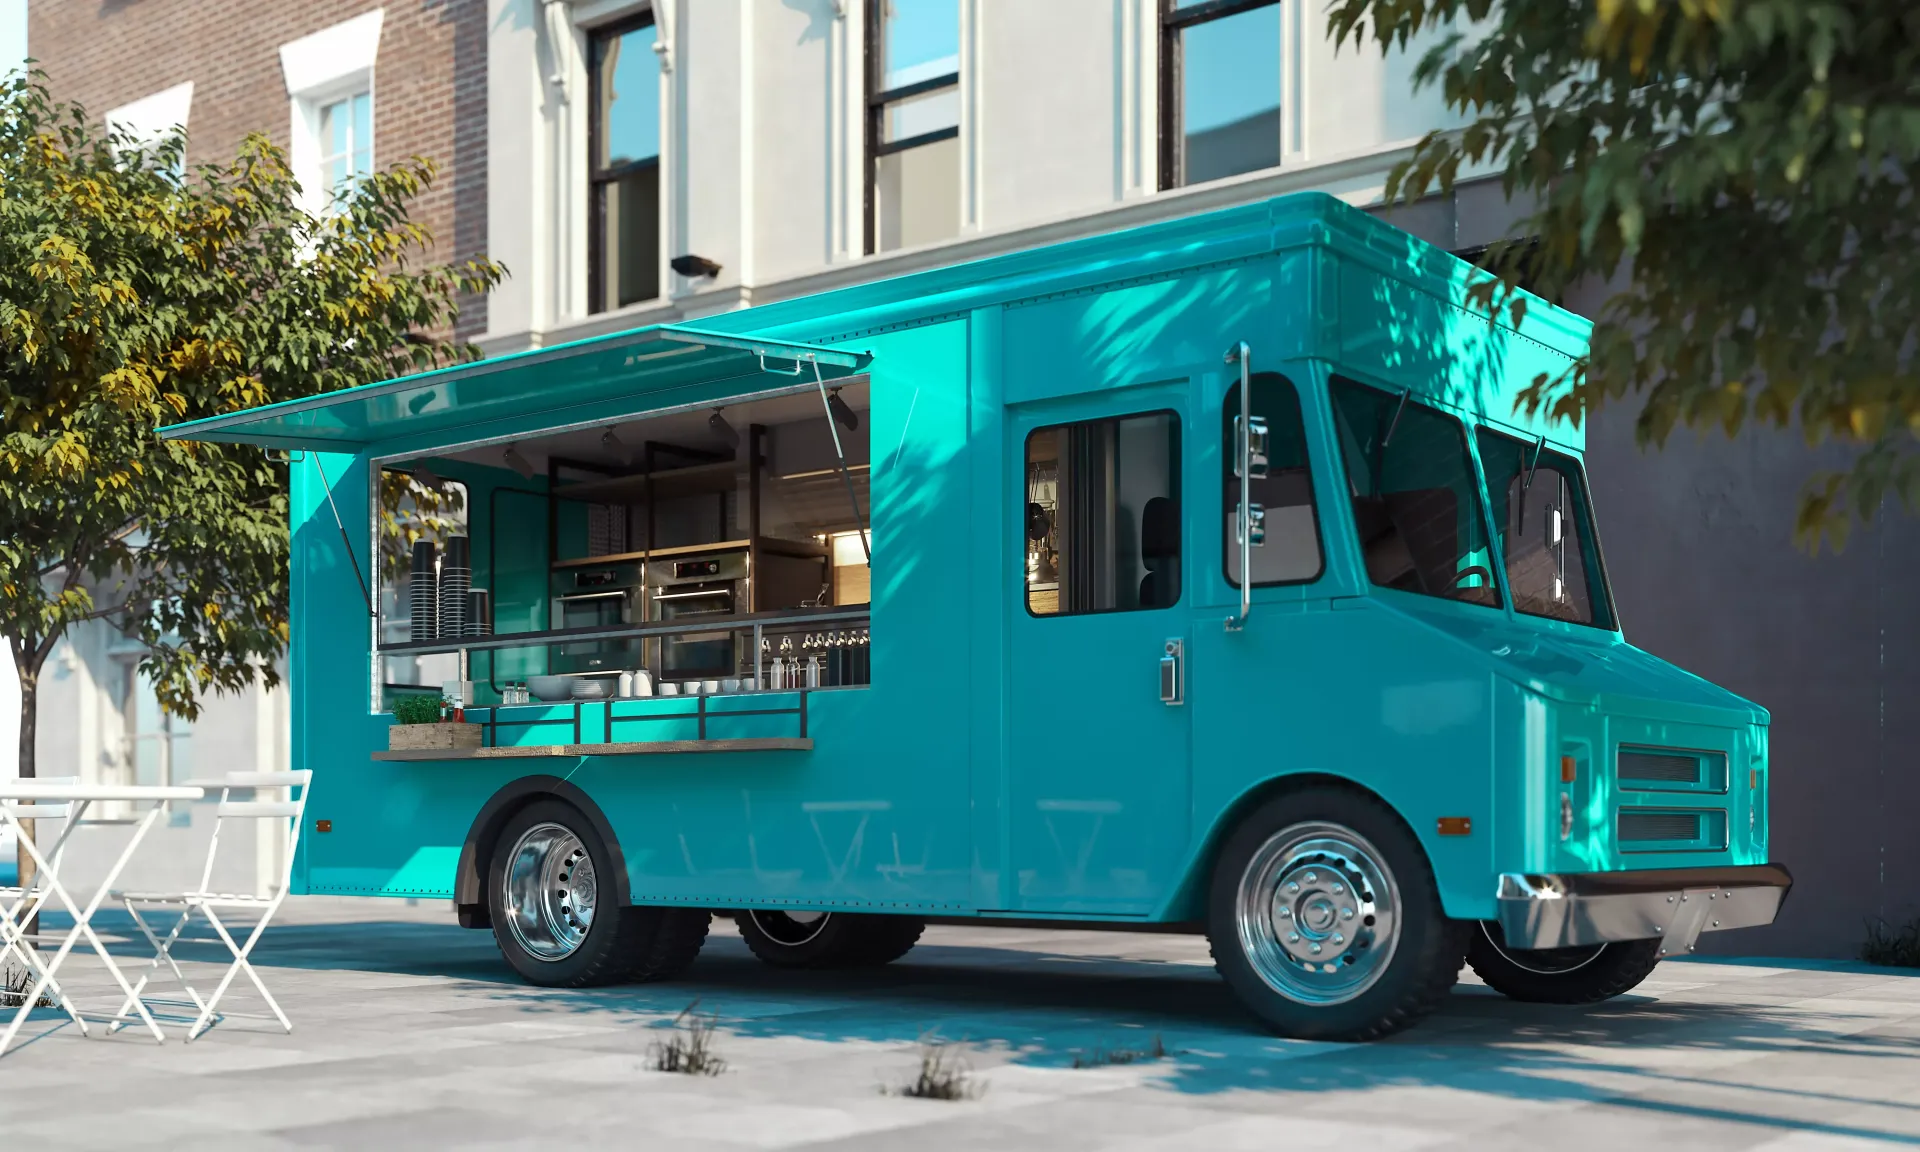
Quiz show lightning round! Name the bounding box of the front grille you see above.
[1618,749,1700,785]
[1619,810,1701,842]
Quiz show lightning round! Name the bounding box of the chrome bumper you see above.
[1495,863,1792,955]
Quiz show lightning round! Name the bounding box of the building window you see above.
[1159,0,1281,190]
[589,15,664,313]
[319,90,372,200]
[866,0,960,254]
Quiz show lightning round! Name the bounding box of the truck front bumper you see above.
[1495,863,1792,955]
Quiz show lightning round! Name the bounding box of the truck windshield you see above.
[1329,375,1499,608]
[1475,429,1615,629]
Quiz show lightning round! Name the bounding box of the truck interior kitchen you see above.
[375,379,873,708]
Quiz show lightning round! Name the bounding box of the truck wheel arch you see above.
[454,775,633,929]
[1165,771,1420,923]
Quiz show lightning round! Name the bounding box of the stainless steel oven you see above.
[648,552,747,679]
[550,559,645,673]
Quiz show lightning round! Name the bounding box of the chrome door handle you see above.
[1160,639,1184,706]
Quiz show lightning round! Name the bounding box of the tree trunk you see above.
[12,643,39,945]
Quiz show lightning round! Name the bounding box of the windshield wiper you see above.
[1516,434,1545,532]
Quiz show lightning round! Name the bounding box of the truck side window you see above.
[1476,429,1615,629]
[1328,375,1499,608]
[1223,372,1322,586]
[1025,411,1181,616]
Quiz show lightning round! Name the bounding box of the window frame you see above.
[864,0,962,256]
[1157,0,1281,192]
[317,89,373,201]
[1474,426,1620,632]
[1022,407,1185,619]
[1326,372,1505,611]
[587,11,664,315]
[1222,370,1326,589]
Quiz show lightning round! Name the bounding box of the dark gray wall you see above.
[1370,180,1920,958]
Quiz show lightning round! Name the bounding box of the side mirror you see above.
[1237,415,1270,480]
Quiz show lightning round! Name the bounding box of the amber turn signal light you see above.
[315,819,333,833]
[1437,816,1472,836]
[1561,755,1577,783]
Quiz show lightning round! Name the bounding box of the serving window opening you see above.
[373,378,874,709]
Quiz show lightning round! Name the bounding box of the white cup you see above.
[741,677,758,692]
[721,678,741,694]
[701,680,721,695]
[659,682,680,696]
[683,681,702,695]
[630,670,653,697]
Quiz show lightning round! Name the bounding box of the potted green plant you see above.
[387,693,483,751]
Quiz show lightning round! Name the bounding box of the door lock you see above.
[1159,638,1184,706]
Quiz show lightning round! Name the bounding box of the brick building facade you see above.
[29,0,490,336]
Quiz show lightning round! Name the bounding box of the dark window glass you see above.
[1223,372,1321,586]
[1476,430,1615,629]
[1161,0,1281,189]
[590,18,662,312]
[1329,376,1498,608]
[1025,412,1181,616]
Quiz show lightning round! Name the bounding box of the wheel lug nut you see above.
[1342,908,1354,919]
[1305,872,1318,883]
[1277,908,1292,919]
[1310,944,1322,954]
[1287,933,1299,943]
[1287,882,1299,893]
[1332,883,1344,894]
[1333,933,1344,944]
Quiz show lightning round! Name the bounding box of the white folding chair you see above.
[0,778,92,1034]
[112,770,311,1040]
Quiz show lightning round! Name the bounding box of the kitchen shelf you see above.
[552,459,741,504]
[371,737,812,761]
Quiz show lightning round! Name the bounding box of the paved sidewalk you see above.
[2,898,1918,1149]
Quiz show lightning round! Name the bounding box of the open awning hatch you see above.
[158,325,871,453]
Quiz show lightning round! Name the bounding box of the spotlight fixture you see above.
[671,254,723,279]
[708,409,740,449]
[502,444,535,480]
[827,387,859,433]
[600,426,630,464]
[411,463,444,490]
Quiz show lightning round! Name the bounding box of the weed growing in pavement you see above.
[1071,1034,1169,1069]
[1861,917,1920,968]
[649,999,727,1076]
[0,964,54,1009]
[883,1035,983,1101]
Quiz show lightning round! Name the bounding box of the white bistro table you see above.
[0,782,205,1057]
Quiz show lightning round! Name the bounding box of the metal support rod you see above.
[811,354,872,566]
[1226,341,1252,632]
[310,454,376,618]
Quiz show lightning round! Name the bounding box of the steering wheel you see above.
[1454,565,1495,589]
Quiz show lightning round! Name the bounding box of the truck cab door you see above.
[1005,388,1193,914]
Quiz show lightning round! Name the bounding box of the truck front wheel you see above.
[487,800,709,987]
[1466,923,1662,1003]
[1207,786,1467,1042]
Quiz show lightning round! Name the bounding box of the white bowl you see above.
[527,675,573,702]
[571,678,615,700]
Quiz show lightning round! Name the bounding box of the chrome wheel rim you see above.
[502,822,597,962]
[1477,922,1606,975]
[750,909,830,947]
[1236,822,1401,1006]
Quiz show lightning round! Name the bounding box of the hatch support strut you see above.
[310,454,376,618]
[809,354,871,567]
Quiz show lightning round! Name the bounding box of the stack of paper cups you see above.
[465,588,491,637]
[438,535,471,639]
[409,541,437,642]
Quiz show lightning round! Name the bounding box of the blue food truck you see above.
[162,192,1789,1040]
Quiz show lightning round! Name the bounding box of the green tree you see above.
[1326,0,1920,547]
[0,74,502,883]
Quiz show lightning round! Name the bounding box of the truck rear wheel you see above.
[735,910,925,969]
[1467,923,1662,1003]
[487,800,709,987]
[1207,787,1467,1041]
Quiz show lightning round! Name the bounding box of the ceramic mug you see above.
[720,678,741,694]
[741,677,758,691]
[659,682,680,696]
[683,681,702,695]
[701,680,721,695]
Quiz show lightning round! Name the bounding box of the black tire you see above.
[1467,922,1662,1004]
[1207,786,1468,1042]
[487,800,709,987]
[734,910,926,969]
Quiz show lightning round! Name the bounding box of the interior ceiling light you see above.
[600,426,630,464]
[827,387,859,433]
[709,409,740,448]
[502,444,535,480]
